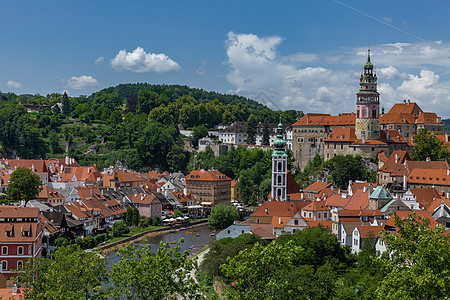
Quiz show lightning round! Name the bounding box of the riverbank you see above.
[100,219,209,255]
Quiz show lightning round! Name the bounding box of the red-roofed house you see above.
[351,225,384,253]
[301,200,330,221]
[0,206,42,278]
[37,185,63,206]
[302,181,332,200]
[185,168,231,205]
[127,193,162,218]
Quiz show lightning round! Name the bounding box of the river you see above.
[105,224,216,268]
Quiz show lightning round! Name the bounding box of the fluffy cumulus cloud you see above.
[225,33,450,116]
[64,75,99,90]
[111,47,180,73]
[6,80,23,88]
[225,32,356,113]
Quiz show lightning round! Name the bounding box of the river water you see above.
[105,224,216,268]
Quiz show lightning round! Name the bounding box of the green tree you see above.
[411,128,449,161]
[221,241,304,300]
[191,125,208,148]
[125,206,133,226]
[325,155,367,189]
[112,221,129,237]
[8,167,43,203]
[375,212,450,299]
[173,209,184,218]
[15,245,108,300]
[109,242,203,299]
[261,122,270,145]
[245,114,257,145]
[132,206,140,226]
[61,91,71,116]
[48,130,62,154]
[208,204,239,229]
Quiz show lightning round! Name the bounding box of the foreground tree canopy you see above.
[411,128,449,161]
[8,167,43,203]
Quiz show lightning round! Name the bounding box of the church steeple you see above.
[355,48,380,141]
[271,118,287,201]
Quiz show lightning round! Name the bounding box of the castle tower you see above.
[355,49,380,140]
[272,120,287,201]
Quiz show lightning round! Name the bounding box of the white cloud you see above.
[7,80,23,88]
[382,17,393,23]
[225,33,450,116]
[95,56,104,65]
[111,46,180,73]
[64,75,99,90]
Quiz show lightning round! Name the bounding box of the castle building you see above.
[355,49,380,141]
[271,121,288,201]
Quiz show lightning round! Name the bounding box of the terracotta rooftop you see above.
[251,201,309,218]
[38,185,63,199]
[186,168,231,181]
[325,127,356,142]
[302,200,329,212]
[410,188,442,210]
[385,211,438,229]
[356,225,384,238]
[344,188,370,210]
[305,219,332,229]
[326,194,350,208]
[416,112,443,124]
[407,168,450,186]
[378,150,410,174]
[385,102,422,116]
[303,181,332,193]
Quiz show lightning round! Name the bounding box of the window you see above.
[1,261,6,271]
[354,239,358,246]
[17,246,23,255]
[17,261,23,269]
[1,247,7,255]
[294,220,299,225]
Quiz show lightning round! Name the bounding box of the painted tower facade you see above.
[355,49,380,140]
[272,121,287,201]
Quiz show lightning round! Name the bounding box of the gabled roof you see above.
[302,200,329,212]
[0,159,48,173]
[303,181,332,193]
[65,202,90,220]
[410,188,442,210]
[378,150,410,174]
[75,187,104,200]
[250,224,276,239]
[128,193,161,205]
[113,170,146,183]
[385,211,438,229]
[416,112,443,124]
[219,121,247,133]
[385,102,422,115]
[292,114,331,126]
[0,206,39,218]
[356,225,384,238]
[405,160,449,172]
[251,201,309,218]
[380,112,416,124]
[326,194,350,208]
[407,169,450,186]
[305,219,332,229]
[186,168,231,182]
[325,128,356,142]
[344,188,369,210]
[37,185,63,199]
[58,166,101,182]
[427,197,450,214]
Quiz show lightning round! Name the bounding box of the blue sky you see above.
[2,1,450,116]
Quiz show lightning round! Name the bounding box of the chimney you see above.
[403,174,407,190]
[183,188,188,196]
[395,153,399,163]
[447,192,450,199]
[278,217,281,225]
[447,169,450,176]
[446,132,448,143]
[157,187,161,193]
[363,186,367,193]
[301,192,304,200]
[88,167,91,174]
[368,184,373,195]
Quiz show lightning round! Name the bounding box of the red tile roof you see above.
[344,189,369,210]
[325,194,350,208]
[38,185,63,199]
[305,219,332,229]
[186,168,231,181]
[410,188,442,210]
[303,181,332,193]
[385,211,438,228]
[325,128,356,142]
[251,201,309,218]
[378,150,410,174]
[416,112,443,124]
[408,169,450,186]
[302,200,329,212]
[356,225,384,238]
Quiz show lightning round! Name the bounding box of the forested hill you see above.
[92,83,267,110]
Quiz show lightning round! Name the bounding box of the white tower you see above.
[271,121,287,201]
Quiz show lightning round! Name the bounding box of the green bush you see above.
[112,221,129,237]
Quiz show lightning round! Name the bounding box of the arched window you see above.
[17,261,23,270]
[1,261,6,271]
[277,189,282,197]
[278,175,282,184]
[278,162,282,171]
[17,246,23,255]
[1,246,7,255]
